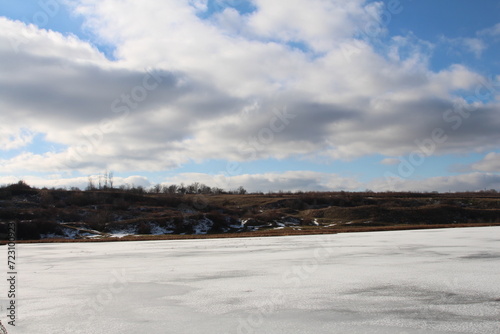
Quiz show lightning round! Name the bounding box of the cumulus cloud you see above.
[470,152,500,172]
[244,0,383,52]
[1,1,500,192]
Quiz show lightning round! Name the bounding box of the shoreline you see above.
[5,222,500,245]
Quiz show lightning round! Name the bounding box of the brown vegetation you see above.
[0,181,499,243]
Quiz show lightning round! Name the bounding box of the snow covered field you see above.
[3,226,500,334]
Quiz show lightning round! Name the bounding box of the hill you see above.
[1,181,499,242]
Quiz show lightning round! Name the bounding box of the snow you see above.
[107,225,137,238]
[192,217,213,234]
[230,224,243,229]
[149,224,174,235]
[40,227,102,239]
[4,226,500,334]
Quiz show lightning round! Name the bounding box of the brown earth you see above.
[1,181,499,243]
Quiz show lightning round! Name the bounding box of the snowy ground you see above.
[3,226,500,334]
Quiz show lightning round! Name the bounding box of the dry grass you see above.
[6,222,500,245]
[1,187,500,243]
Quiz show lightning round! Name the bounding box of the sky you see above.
[0,0,499,192]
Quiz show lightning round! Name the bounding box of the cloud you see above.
[380,158,399,166]
[1,1,500,185]
[375,173,500,193]
[478,23,500,38]
[0,174,151,190]
[2,170,498,193]
[470,152,500,172]
[162,171,362,192]
[244,0,383,52]
[440,36,487,58]
[461,38,487,58]
[0,128,35,150]
[189,0,209,12]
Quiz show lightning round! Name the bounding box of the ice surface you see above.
[3,226,500,334]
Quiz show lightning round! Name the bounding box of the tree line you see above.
[85,171,247,195]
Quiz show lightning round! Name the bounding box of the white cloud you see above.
[1,1,500,188]
[440,36,487,58]
[461,38,487,58]
[189,0,209,12]
[478,23,500,37]
[0,174,151,190]
[245,0,382,52]
[2,170,498,193]
[470,152,500,172]
[380,158,399,166]
[0,127,35,150]
[163,171,362,192]
[374,173,500,193]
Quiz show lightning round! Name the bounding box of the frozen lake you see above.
[3,226,500,333]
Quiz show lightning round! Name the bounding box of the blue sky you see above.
[0,0,499,192]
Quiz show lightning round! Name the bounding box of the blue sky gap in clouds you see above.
[0,0,499,192]
[194,0,258,18]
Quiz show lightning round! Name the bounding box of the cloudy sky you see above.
[1,0,499,192]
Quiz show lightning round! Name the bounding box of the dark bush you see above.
[207,211,231,233]
[14,220,62,240]
[0,187,12,200]
[137,222,152,234]
[6,181,37,196]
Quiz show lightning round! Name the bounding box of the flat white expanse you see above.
[3,226,500,334]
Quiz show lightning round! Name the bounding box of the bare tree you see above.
[152,184,162,194]
[186,183,197,194]
[211,187,224,195]
[108,171,114,189]
[178,183,186,194]
[167,184,178,194]
[237,186,247,195]
[103,170,109,189]
[199,184,212,194]
[86,176,95,191]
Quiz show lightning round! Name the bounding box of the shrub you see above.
[39,190,55,208]
[14,220,62,240]
[137,222,152,234]
[207,211,231,233]
[7,181,37,196]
